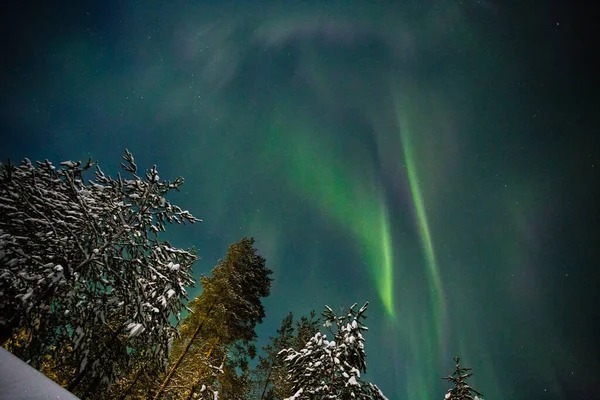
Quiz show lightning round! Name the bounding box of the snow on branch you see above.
[0,151,201,393]
[280,302,388,400]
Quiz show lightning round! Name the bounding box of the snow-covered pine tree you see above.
[279,302,388,400]
[0,151,199,397]
[442,356,483,400]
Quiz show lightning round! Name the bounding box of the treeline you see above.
[0,152,483,399]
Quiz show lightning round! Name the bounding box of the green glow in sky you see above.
[264,114,396,319]
[5,3,594,399]
[392,92,451,400]
[395,98,447,348]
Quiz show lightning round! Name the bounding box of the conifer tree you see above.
[153,237,272,400]
[442,356,483,400]
[255,313,294,400]
[280,302,388,400]
[254,311,320,400]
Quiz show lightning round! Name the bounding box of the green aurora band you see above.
[395,97,447,347]
[264,113,396,319]
[394,92,450,400]
[259,90,453,400]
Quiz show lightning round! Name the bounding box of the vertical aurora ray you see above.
[395,96,447,341]
[378,205,394,317]
[394,93,449,400]
[263,115,396,319]
[400,116,445,321]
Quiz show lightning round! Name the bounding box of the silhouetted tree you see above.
[442,356,483,400]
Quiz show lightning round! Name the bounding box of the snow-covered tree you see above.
[442,356,483,400]
[0,151,199,396]
[253,311,320,400]
[279,302,388,400]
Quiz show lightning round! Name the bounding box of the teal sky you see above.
[2,1,598,399]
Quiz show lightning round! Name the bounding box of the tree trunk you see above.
[185,340,219,400]
[259,362,274,400]
[153,302,215,400]
[118,366,144,400]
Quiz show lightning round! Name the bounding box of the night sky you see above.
[1,1,599,399]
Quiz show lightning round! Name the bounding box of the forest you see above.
[0,152,482,400]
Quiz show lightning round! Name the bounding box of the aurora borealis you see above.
[2,1,598,399]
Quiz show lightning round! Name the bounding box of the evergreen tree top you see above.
[442,356,483,400]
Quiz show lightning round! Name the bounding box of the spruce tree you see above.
[280,302,388,400]
[442,356,483,400]
[254,311,320,400]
